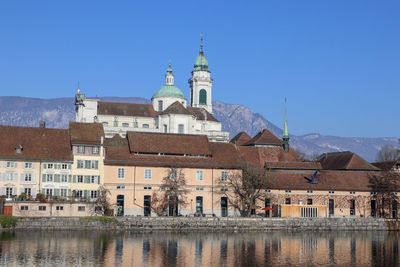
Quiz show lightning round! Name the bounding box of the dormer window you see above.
[15,145,23,154]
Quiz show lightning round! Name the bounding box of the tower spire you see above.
[283,98,290,152]
[165,61,174,86]
[200,33,204,52]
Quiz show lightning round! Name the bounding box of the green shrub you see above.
[80,216,118,224]
[0,215,18,228]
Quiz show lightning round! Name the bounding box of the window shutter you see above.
[12,187,17,196]
[42,189,46,195]
[97,176,100,184]
[13,173,18,181]
[68,175,72,183]
[43,164,47,169]
[54,189,60,196]
[68,189,71,197]
[55,174,60,183]
[84,190,88,198]
[95,161,99,169]
[32,188,36,196]
[32,163,35,168]
[73,175,76,183]
[85,176,90,183]
[20,188,24,194]
[68,164,71,170]
[14,163,17,168]
[32,174,36,183]
[20,174,24,183]
[42,174,46,182]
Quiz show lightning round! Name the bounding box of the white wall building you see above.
[75,40,229,142]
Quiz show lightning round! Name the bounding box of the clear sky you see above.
[0,1,399,138]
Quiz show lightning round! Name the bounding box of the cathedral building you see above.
[74,40,229,142]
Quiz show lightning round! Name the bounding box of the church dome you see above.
[152,63,185,99]
[152,85,185,99]
[194,51,209,71]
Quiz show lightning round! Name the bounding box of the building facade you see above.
[74,41,229,142]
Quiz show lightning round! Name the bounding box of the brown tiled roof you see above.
[317,151,379,171]
[230,132,251,146]
[237,146,300,168]
[243,129,283,146]
[269,170,381,192]
[126,132,211,155]
[264,161,322,170]
[98,101,156,117]
[105,136,240,169]
[371,161,399,171]
[160,101,192,115]
[187,107,219,122]
[69,122,105,145]
[0,125,72,161]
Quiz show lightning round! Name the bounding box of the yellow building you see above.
[104,132,240,216]
[69,122,105,200]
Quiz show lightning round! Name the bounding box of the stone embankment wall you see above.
[12,217,400,231]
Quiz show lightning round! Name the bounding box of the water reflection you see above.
[0,230,399,266]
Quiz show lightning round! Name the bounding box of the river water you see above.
[0,230,398,266]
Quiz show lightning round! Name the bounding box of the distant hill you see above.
[0,96,397,162]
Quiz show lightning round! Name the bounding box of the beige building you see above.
[104,132,240,216]
[0,125,73,200]
[5,201,97,217]
[69,122,105,200]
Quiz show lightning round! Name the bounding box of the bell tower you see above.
[189,35,213,114]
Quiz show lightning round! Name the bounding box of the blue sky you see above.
[0,1,399,138]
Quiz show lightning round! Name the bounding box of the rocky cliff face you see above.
[0,96,397,162]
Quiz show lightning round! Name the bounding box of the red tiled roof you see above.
[126,132,211,155]
[105,136,240,169]
[269,170,381,192]
[230,132,251,146]
[187,107,219,122]
[69,122,105,145]
[317,151,379,171]
[264,161,322,170]
[237,146,300,168]
[0,125,72,161]
[97,101,157,117]
[371,161,399,171]
[160,101,192,115]
[243,129,283,146]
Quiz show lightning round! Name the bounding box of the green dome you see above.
[194,50,209,71]
[152,85,185,99]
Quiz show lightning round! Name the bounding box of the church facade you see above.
[74,41,229,142]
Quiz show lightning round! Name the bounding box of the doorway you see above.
[329,199,334,216]
[221,197,228,217]
[144,195,151,217]
[116,195,124,216]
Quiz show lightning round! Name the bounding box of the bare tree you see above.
[217,162,274,217]
[95,186,113,216]
[294,148,308,160]
[368,171,399,218]
[375,145,400,162]
[151,168,189,216]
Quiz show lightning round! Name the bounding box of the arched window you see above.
[199,89,207,105]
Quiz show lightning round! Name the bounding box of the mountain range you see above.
[0,96,397,162]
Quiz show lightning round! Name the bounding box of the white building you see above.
[74,40,229,142]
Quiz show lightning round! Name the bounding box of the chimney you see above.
[39,120,46,128]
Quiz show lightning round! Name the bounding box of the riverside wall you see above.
[10,217,400,231]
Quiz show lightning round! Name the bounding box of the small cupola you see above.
[15,144,23,154]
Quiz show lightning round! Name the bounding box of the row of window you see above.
[104,121,150,128]
[283,190,358,195]
[76,146,99,154]
[20,205,87,212]
[41,189,98,198]
[0,162,36,169]
[77,160,99,169]
[117,169,229,181]
[42,174,100,184]
[43,163,71,170]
